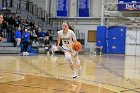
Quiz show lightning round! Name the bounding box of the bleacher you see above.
[0,0,86,55]
[0,42,20,54]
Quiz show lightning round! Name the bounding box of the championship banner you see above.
[56,0,68,17]
[118,0,140,11]
[2,0,13,7]
[78,0,90,17]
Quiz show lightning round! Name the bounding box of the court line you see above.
[10,55,120,93]
[1,83,73,93]
[8,55,138,93]
[2,69,137,93]
[19,55,133,92]
[88,55,140,93]
[120,87,140,93]
[89,55,137,86]
[120,89,139,93]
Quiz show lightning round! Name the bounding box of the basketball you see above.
[72,41,82,51]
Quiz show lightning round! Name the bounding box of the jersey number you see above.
[64,41,69,44]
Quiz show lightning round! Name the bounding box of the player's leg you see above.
[72,52,82,76]
[75,56,82,76]
[64,51,77,78]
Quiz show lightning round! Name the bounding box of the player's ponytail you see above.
[67,22,76,33]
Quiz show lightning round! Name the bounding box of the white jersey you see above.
[58,29,76,49]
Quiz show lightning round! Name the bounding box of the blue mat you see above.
[20,43,38,54]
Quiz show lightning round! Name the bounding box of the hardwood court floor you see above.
[0,54,140,93]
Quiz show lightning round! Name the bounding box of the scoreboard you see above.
[118,0,140,11]
[118,0,140,2]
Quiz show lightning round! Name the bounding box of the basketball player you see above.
[57,22,81,78]
[0,15,4,78]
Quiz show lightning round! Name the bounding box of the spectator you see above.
[14,16,20,27]
[2,20,8,38]
[46,31,53,41]
[51,42,58,54]
[39,29,46,37]
[0,15,4,78]
[0,15,4,24]
[22,29,30,56]
[45,31,51,45]
[32,29,38,43]
[15,26,21,47]
[44,31,51,55]
[0,15,4,40]
[95,40,103,55]
[8,16,15,26]
[39,29,46,46]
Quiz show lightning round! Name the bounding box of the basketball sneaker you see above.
[73,70,77,79]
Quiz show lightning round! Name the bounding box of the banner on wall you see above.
[56,0,68,17]
[118,0,140,11]
[2,0,13,7]
[78,0,90,17]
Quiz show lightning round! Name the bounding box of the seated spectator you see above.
[45,36,50,46]
[38,29,46,46]
[95,40,103,55]
[46,31,53,42]
[2,20,8,38]
[14,16,20,27]
[45,31,51,46]
[44,33,51,55]
[32,29,38,43]
[51,42,58,54]
[39,29,46,37]
[8,16,15,26]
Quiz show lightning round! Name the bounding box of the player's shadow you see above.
[72,80,81,93]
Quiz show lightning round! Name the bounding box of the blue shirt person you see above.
[15,27,21,47]
[22,29,30,55]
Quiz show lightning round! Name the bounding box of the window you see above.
[88,30,96,42]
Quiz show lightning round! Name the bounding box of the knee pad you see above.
[65,53,71,60]
[75,57,80,65]
[65,53,74,64]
